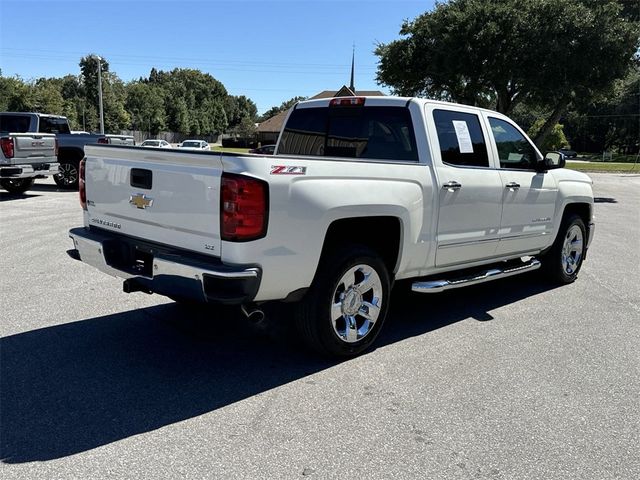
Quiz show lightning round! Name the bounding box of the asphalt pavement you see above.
[1,174,638,479]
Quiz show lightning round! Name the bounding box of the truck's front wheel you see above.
[541,214,586,284]
[0,178,35,194]
[296,245,391,357]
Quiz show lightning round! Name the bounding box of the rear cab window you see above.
[278,103,418,162]
[432,109,489,168]
[0,115,31,133]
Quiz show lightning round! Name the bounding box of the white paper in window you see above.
[452,120,474,153]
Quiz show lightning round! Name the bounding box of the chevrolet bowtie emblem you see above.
[129,193,153,209]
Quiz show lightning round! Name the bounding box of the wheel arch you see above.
[319,216,403,278]
[57,146,85,163]
[561,202,591,241]
[544,201,592,255]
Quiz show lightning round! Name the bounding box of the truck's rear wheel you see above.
[296,245,391,357]
[0,178,35,194]
[54,160,79,189]
[541,214,586,284]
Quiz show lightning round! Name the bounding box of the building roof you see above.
[257,89,386,134]
[310,89,385,100]
[257,112,288,133]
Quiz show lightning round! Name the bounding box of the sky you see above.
[0,0,435,115]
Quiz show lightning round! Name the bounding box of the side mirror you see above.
[538,151,566,171]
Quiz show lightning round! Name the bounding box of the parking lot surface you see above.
[1,174,639,479]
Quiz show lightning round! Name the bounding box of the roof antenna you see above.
[350,43,355,93]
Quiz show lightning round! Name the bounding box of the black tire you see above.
[0,177,35,194]
[54,159,79,189]
[295,245,391,358]
[540,214,586,284]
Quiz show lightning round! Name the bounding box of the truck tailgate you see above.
[10,133,56,164]
[84,145,223,256]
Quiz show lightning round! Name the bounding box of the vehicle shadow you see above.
[0,183,72,201]
[0,192,41,201]
[0,275,557,463]
[30,182,75,193]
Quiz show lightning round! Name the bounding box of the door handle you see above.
[505,182,520,190]
[442,181,462,191]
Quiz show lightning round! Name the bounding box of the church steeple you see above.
[349,44,355,92]
[334,46,358,98]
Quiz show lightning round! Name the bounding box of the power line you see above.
[0,48,378,72]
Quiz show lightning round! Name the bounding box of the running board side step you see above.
[412,258,541,293]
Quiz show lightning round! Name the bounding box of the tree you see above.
[79,55,130,132]
[527,120,568,152]
[0,74,35,111]
[375,0,639,148]
[126,82,167,134]
[150,68,228,135]
[229,116,257,140]
[259,96,307,121]
[563,67,640,153]
[31,78,65,114]
[225,95,258,129]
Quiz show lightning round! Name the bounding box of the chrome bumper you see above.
[68,227,260,304]
[0,162,60,178]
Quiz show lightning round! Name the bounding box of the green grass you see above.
[211,147,251,154]
[578,153,639,163]
[566,161,639,173]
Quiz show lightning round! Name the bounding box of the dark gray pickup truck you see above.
[0,112,134,189]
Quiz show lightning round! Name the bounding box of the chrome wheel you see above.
[561,224,583,275]
[331,264,383,343]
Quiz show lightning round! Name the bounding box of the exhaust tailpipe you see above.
[241,304,265,324]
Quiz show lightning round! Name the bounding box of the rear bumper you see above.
[68,227,261,305]
[0,162,60,178]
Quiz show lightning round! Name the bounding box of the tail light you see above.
[97,137,108,144]
[330,97,366,107]
[54,138,59,157]
[79,158,87,210]
[221,173,268,241]
[1,137,14,158]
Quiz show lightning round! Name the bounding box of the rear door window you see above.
[0,115,31,133]
[433,109,489,168]
[279,106,418,161]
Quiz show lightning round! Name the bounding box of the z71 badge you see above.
[270,165,307,175]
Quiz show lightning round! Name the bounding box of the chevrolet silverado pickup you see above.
[0,114,59,193]
[0,112,133,189]
[68,96,595,357]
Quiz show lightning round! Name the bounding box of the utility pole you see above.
[96,56,105,134]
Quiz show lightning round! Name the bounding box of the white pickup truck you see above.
[0,114,59,193]
[68,96,595,357]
